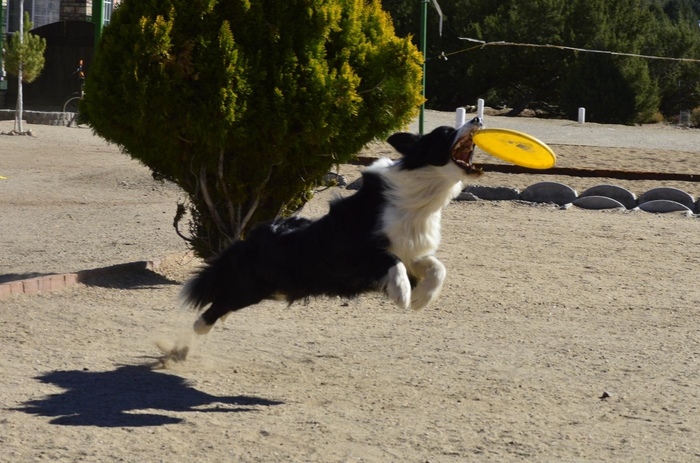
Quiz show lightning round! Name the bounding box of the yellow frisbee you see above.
[473,128,556,169]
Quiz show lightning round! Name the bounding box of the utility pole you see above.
[93,0,105,47]
[419,0,442,134]
[0,0,5,92]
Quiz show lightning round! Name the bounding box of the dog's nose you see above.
[471,116,483,126]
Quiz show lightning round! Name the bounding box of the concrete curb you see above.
[572,195,627,210]
[521,182,578,206]
[579,184,637,210]
[459,182,700,214]
[0,252,191,301]
[638,187,696,210]
[637,199,693,214]
[0,109,76,127]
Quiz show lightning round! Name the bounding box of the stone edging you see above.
[0,253,190,301]
[458,183,699,214]
[0,109,76,127]
[341,175,699,214]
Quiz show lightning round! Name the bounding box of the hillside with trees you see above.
[382,0,700,124]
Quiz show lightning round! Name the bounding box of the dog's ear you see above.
[387,132,420,156]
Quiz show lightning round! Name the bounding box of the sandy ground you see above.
[2,113,700,462]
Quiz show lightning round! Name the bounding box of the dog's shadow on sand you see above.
[13,365,283,427]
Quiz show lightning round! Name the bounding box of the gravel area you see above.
[2,113,700,463]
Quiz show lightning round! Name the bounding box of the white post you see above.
[578,107,586,124]
[477,99,485,119]
[455,107,466,128]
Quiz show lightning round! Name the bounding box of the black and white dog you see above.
[182,117,484,335]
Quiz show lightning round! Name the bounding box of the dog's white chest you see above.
[370,159,465,264]
[382,207,442,262]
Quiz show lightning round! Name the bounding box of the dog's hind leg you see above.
[193,291,266,334]
[193,301,233,334]
[407,255,446,311]
[193,318,214,335]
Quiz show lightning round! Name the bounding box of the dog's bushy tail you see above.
[180,262,219,311]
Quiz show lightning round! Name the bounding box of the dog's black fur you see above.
[181,118,483,334]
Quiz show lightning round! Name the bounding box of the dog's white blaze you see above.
[371,160,465,264]
[367,157,466,310]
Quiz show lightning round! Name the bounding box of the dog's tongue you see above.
[451,126,478,166]
[451,118,485,171]
[451,136,474,167]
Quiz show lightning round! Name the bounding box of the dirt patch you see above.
[2,118,700,462]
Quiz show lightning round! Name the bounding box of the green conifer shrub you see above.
[82,0,423,258]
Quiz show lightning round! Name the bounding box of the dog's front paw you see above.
[386,263,411,310]
[410,289,431,311]
[410,287,440,311]
[408,256,446,311]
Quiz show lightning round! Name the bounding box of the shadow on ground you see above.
[78,265,182,289]
[11,365,283,427]
[0,272,53,284]
[0,264,182,288]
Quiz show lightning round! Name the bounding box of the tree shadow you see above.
[11,365,283,427]
[0,272,52,284]
[77,262,184,290]
[0,263,182,288]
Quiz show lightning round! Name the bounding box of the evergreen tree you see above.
[560,53,659,124]
[645,0,700,116]
[559,0,661,123]
[83,0,423,258]
[478,0,570,114]
[382,0,699,122]
[4,11,46,134]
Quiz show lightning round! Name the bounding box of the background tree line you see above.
[382,0,700,124]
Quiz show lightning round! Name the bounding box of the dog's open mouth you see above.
[451,123,483,174]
